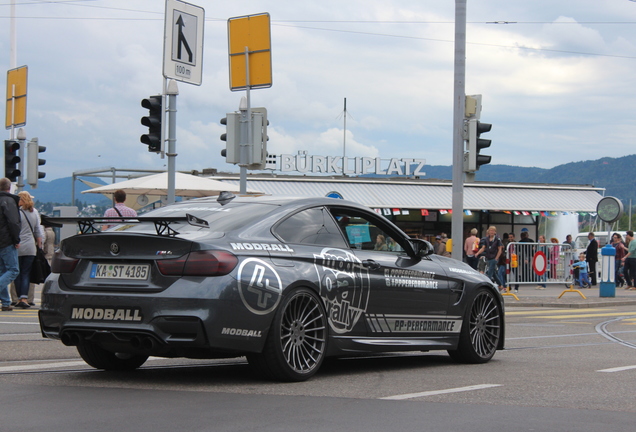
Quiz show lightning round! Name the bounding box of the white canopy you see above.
[82,172,255,198]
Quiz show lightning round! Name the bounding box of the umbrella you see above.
[78,178,163,210]
[81,172,256,198]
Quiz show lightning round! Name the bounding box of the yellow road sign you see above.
[228,13,272,91]
[5,65,27,129]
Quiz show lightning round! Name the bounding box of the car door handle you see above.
[362,259,381,270]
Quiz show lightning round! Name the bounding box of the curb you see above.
[504,297,636,309]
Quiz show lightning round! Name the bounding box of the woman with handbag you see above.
[14,192,42,309]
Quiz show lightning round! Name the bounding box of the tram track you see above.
[596,316,636,349]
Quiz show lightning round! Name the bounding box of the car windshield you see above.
[106,201,279,235]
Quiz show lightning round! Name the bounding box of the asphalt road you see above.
[1,291,636,431]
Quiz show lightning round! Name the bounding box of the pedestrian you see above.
[0,178,21,312]
[475,226,504,289]
[611,233,627,288]
[386,237,398,252]
[434,235,443,255]
[549,237,560,282]
[28,219,56,307]
[497,237,508,293]
[572,252,591,288]
[517,228,535,292]
[586,232,599,286]
[374,234,388,251]
[102,189,137,230]
[507,233,519,292]
[564,234,576,250]
[464,228,479,270]
[14,192,42,309]
[437,233,451,257]
[10,216,49,306]
[621,231,636,290]
[42,220,56,264]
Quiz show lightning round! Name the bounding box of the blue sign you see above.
[326,191,343,199]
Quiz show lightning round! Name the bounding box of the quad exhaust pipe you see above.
[130,336,156,350]
[61,331,156,350]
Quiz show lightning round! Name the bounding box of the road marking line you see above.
[597,365,636,373]
[0,361,89,373]
[380,384,501,400]
[530,312,636,319]
[0,357,163,373]
[506,308,613,316]
[0,321,39,325]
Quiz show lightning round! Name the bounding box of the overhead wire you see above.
[0,1,635,59]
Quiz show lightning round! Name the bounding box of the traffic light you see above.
[220,113,240,164]
[27,137,46,188]
[467,119,492,171]
[249,108,268,170]
[4,140,20,182]
[140,95,163,152]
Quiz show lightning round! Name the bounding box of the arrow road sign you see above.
[163,0,204,86]
[175,15,193,63]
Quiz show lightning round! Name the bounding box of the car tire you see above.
[448,287,502,364]
[77,344,149,371]
[248,287,327,382]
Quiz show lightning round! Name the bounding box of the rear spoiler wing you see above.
[45,213,209,237]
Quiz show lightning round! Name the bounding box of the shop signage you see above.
[273,154,426,176]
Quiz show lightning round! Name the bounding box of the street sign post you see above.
[5,65,27,129]
[163,0,205,86]
[228,13,272,91]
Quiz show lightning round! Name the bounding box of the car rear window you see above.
[112,202,279,235]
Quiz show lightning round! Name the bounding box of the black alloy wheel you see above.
[448,288,502,363]
[248,287,327,381]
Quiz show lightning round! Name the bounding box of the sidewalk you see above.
[501,283,636,308]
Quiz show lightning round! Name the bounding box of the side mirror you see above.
[411,238,434,257]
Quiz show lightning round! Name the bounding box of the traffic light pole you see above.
[238,46,253,195]
[451,0,467,261]
[166,79,179,205]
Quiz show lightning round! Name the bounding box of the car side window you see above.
[328,208,405,252]
[274,207,348,247]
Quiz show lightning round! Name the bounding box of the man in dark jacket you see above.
[586,232,599,286]
[0,177,21,311]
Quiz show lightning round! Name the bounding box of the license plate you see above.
[90,263,150,280]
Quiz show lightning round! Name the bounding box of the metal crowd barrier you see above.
[505,242,585,299]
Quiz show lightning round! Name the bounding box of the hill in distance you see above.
[25,176,110,206]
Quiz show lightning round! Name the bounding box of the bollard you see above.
[600,245,616,298]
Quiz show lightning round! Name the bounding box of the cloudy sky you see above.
[2,0,636,181]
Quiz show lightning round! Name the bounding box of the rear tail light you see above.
[51,250,80,274]
[157,250,238,276]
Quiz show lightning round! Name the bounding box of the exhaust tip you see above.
[61,332,83,346]
[141,337,155,350]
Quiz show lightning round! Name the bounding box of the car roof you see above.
[172,194,371,212]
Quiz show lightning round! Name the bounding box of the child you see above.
[572,253,590,288]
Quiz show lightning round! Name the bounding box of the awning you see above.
[82,172,259,198]
[211,176,604,213]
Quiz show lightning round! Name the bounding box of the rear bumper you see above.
[38,275,271,357]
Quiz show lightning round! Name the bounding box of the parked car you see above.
[39,193,505,381]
